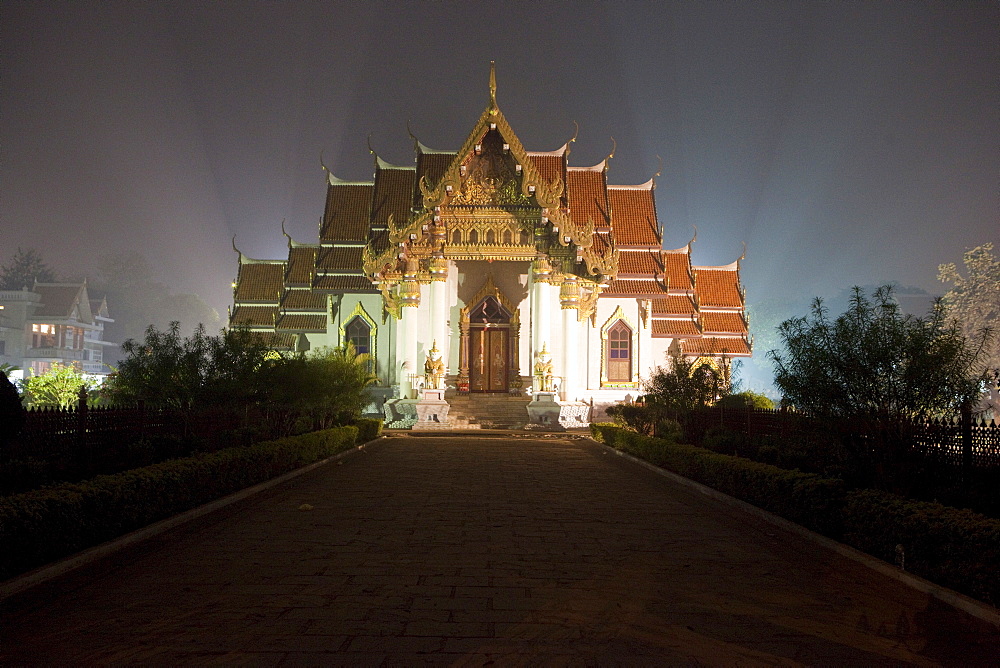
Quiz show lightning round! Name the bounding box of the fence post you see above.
[961,401,972,483]
[77,385,90,473]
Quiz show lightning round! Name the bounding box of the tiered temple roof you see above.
[232,66,750,358]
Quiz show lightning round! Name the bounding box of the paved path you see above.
[2,435,997,665]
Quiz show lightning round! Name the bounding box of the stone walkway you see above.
[2,434,997,665]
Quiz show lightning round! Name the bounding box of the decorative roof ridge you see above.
[608,178,654,191]
[416,140,455,155]
[289,239,319,249]
[376,155,415,171]
[693,260,741,271]
[526,144,570,157]
[568,160,607,173]
[662,245,691,255]
[327,172,374,187]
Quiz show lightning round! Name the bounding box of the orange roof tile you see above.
[230,305,277,328]
[372,168,415,225]
[316,246,364,272]
[280,289,326,311]
[414,152,455,208]
[567,169,609,227]
[313,275,376,292]
[528,154,565,188]
[681,337,752,357]
[617,249,661,276]
[604,279,668,296]
[234,263,284,303]
[701,312,748,335]
[250,331,297,350]
[285,246,317,286]
[276,314,327,332]
[652,295,698,316]
[652,319,701,337]
[321,184,373,242]
[608,187,659,246]
[661,251,693,290]
[695,268,744,308]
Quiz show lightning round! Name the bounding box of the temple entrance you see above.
[467,296,511,393]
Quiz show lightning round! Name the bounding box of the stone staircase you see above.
[444,393,532,430]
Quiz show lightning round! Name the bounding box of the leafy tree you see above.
[21,363,97,409]
[106,322,269,411]
[716,390,775,410]
[260,343,378,434]
[938,243,1000,372]
[0,248,55,290]
[768,285,992,491]
[643,349,730,417]
[769,285,989,422]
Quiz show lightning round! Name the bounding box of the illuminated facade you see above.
[0,282,115,379]
[231,67,750,426]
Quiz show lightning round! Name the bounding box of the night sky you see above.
[3,1,997,375]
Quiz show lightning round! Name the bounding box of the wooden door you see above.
[470,326,508,392]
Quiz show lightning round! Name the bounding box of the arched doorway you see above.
[468,296,511,392]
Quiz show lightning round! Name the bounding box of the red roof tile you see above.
[701,312,748,335]
[604,279,668,296]
[250,332,297,350]
[372,168,415,225]
[608,187,659,246]
[652,319,701,337]
[695,268,744,308]
[652,295,698,316]
[528,154,565,188]
[276,314,327,332]
[313,275,376,292]
[285,246,317,286]
[321,184,373,242]
[681,337,752,357]
[316,246,364,272]
[617,249,661,276]
[280,289,326,311]
[230,305,277,328]
[234,263,284,303]
[567,169,609,227]
[661,251,693,291]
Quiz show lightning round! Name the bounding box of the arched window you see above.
[452,229,462,244]
[485,229,496,244]
[606,320,631,382]
[520,229,531,244]
[469,229,479,244]
[345,316,371,355]
[503,230,512,244]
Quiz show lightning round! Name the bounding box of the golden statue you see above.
[424,341,445,390]
[534,343,554,392]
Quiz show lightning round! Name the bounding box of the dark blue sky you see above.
[3,1,997,337]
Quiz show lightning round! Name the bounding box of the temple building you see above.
[231,66,751,428]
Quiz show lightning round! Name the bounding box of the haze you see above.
[2,1,997,387]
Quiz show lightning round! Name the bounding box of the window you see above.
[345,316,371,355]
[452,229,462,244]
[607,321,631,382]
[469,229,479,244]
[32,323,56,348]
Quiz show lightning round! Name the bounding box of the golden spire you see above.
[489,61,497,113]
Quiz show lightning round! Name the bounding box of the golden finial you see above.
[605,137,616,173]
[231,235,240,255]
[407,119,420,154]
[654,154,663,178]
[489,61,497,113]
[281,219,291,246]
[738,241,747,262]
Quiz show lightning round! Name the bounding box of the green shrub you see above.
[596,426,845,536]
[0,425,358,580]
[842,489,1000,605]
[353,417,383,443]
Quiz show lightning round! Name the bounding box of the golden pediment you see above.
[449,129,531,207]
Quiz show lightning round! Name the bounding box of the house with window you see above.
[230,66,750,426]
[0,282,115,379]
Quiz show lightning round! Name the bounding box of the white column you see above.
[399,305,419,398]
[561,307,578,401]
[431,274,448,368]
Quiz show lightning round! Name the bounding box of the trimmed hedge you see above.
[353,417,383,444]
[591,424,844,535]
[0,426,358,581]
[843,489,1000,605]
[591,423,1000,605]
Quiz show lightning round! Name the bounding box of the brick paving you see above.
[2,434,998,665]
